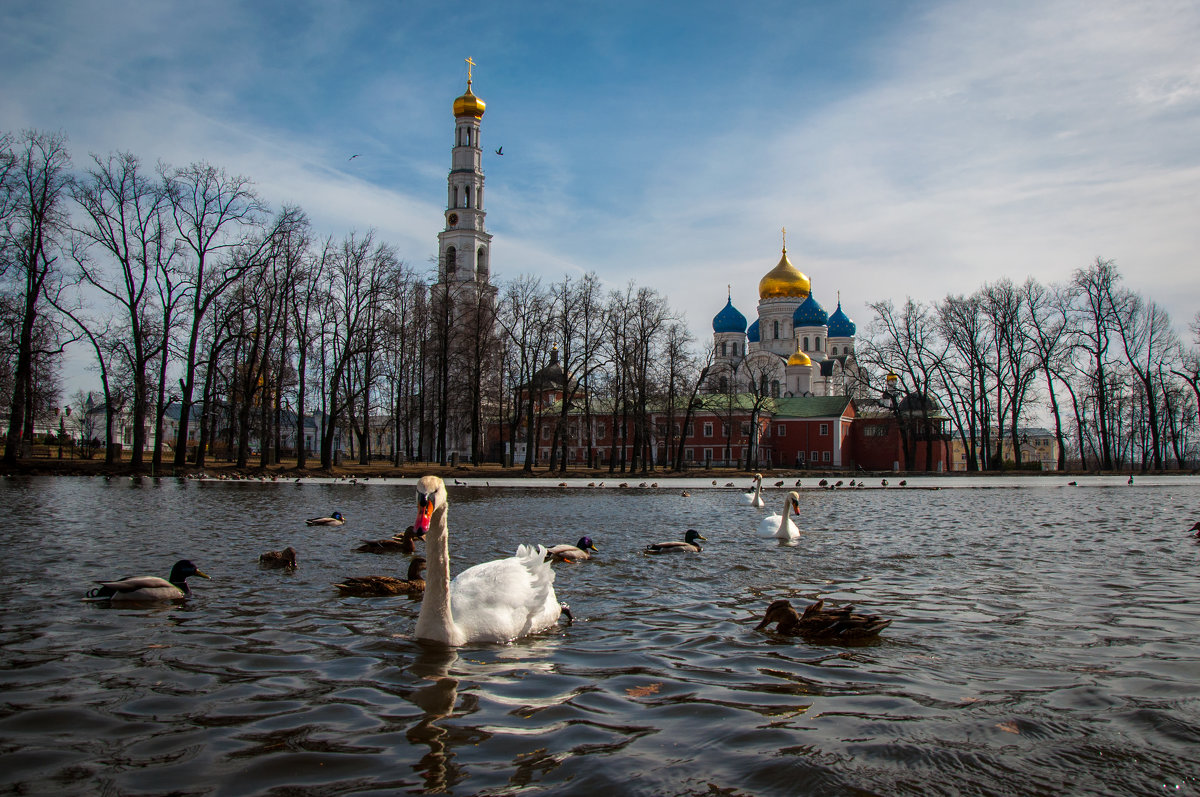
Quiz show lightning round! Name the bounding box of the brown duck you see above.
[259,546,298,569]
[335,557,427,597]
[356,526,422,554]
[755,599,892,641]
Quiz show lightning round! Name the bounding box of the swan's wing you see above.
[757,514,783,537]
[450,544,559,642]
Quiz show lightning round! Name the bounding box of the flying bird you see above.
[348,154,361,161]
[495,146,504,155]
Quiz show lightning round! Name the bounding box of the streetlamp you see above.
[64,406,72,459]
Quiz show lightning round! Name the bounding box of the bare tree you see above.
[2,130,71,465]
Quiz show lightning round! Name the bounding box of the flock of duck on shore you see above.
[82,474,1195,646]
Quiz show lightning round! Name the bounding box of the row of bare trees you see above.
[860,258,1200,471]
[495,273,708,474]
[1,130,704,473]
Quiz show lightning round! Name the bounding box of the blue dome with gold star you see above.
[792,294,827,327]
[827,301,856,337]
[712,297,747,334]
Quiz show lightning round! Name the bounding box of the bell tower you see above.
[437,56,494,296]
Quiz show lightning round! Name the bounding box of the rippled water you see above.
[1,475,1198,796]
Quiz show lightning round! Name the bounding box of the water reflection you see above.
[406,643,465,792]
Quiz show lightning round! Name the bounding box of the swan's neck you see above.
[778,496,791,533]
[415,502,460,644]
[754,480,762,500]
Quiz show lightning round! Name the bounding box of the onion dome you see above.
[792,294,827,327]
[453,81,486,118]
[712,297,747,334]
[758,248,811,300]
[827,301,856,337]
[747,319,760,343]
[787,350,812,367]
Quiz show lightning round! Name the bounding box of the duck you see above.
[259,546,297,569]
[413,475,563,645]
[645,529,706,553]
[84,560,210,602]
[356,526,421,554]
[755,599,892,641]
[744,473,765,507]
[545,536,598,563]
[758,491,801,539]
[306,511,346,527]
[1189,521,1200,538]
[335,557,426,597]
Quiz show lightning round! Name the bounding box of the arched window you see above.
[831,346,838,356]
[732,343,739,356]
[771,380,780,397]
[760,375,768,393]
[719,376,728,392]
[445,247,456,278]
[720,341,727,356]
[803,336,809,351]
[773,320,780,339]
[465,185,472,208]
[815,336,822,351]
[477,247,488,280]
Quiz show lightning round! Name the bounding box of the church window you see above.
[445,247,456,277]
[773,320,780,339]
[733,343,739,356]
[721,341,727,357]
[802,336,809,351]
[760,375,768,394]
[477,247,488,280]
[718,376,728,392]
[831,346,838,356]
[815,337,822,351]
[465,185,472,208]
[771,380,780,397]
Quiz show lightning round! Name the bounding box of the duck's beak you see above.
[195,570,211,580]
[415,496,434,534]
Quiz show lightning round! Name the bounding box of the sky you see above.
[2,0,1199,397]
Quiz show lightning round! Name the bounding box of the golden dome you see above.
[758,248,811,300]
[787,350,812,367]
[453,82,486,118]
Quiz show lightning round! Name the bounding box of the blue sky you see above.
[3,0,1199,395]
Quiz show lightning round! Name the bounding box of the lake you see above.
[1,474,1198,795]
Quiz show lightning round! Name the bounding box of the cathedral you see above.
[707,237,858,398]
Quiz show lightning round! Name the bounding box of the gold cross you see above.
[465,56,476,84]
[781,226,787,252]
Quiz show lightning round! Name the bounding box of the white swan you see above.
[744,472,765,507]
[758,491,802,539]
[413,475,563,645]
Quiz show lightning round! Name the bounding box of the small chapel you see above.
[707,233,858,398]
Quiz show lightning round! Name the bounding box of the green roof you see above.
[769,395,853,418]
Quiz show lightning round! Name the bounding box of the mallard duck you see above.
[84,560,210,602]
[645,529,706,553]
[758,491,801,539]
[546,536,598,563]
[335,557,427,597]
[744,473,765,507]
[306,511,346,527]
[413,475,564,645]
[755,599,892,641]
[259,546,297,569]
[356,526,421,554]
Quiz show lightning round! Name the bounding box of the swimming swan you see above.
[84,560,210,602]
[758,491,801,539]
[744,473,765,507]
[413,475,563,645]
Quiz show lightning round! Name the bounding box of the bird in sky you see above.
[348,154,361,161]
[494,146,503,155]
